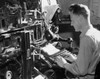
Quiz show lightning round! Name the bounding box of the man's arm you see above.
[55,36,94,75]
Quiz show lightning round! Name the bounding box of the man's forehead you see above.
[69,13,76,18]
[69,12,81,18]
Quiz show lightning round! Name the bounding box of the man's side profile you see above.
[55,3,100,79]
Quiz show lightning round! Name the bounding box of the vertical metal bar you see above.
[26,32,32,79]
[21,32,32,79]
[21,32,27,79]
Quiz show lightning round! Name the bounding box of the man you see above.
[55,4,100,79]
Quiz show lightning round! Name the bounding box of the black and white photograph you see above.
[0,0,100,79]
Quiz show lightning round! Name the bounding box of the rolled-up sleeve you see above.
[64,36,95,75]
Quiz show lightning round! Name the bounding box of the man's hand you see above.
[60,51,77,62]
[55,56,67,67]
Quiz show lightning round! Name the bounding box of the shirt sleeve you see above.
[64,36,95,75]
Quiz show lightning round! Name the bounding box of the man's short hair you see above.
[68,4,90,19]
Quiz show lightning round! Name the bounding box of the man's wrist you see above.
[63,61,71,69]
[63,63,66,68]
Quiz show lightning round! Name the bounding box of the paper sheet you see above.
[41,43,60,55]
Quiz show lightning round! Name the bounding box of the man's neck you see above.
[81,20,92,33]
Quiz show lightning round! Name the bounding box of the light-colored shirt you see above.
[64,27,100,79]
